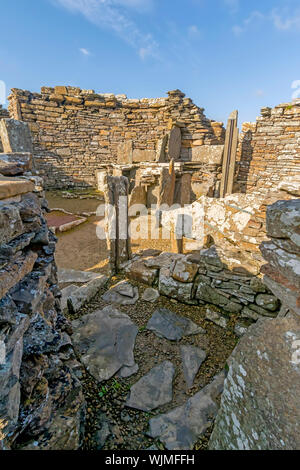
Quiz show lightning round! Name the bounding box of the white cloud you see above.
[232,7,300,36]
[271,9,300,32]
[54,0,159,59]
[232,10,265,35]
[79,47,91,55]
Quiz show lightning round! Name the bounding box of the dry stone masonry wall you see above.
[8,87,225,190]
[0,118,85,450]
[236,100,300,194]
[124,248,281,335]
[209,198,300,450]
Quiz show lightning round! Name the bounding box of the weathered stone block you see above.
[0,177,35,200]
[0,205,23,244]
[117,141,133,164]
[125,260,158,286]
[159,267,193,302]
[191,145,224,164]
[266,199,300,246]
[132,149,156,163]
[210,317,300,450]
[0,119,33,153]
[168,126,181,160]
[172,259,198,283]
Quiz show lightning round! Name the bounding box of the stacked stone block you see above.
[236,101,300,194]
[8,87,224,189]
[124,248,280,326]
[209,198,300,450]
[0,119,85,450]
[260,198,300,316]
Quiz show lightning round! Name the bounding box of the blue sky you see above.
[0,0,299,124]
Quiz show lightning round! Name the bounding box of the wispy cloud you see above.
[271,8,300,32]
[232,10,265,35]
[53,0,159,60]
[79,47,91,56]
[232,6,300,36]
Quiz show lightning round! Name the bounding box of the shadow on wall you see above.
[235,128,254,194]
[125,240,282,334]
[34,151,95,190]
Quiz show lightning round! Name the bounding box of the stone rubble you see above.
[102,280,139,305]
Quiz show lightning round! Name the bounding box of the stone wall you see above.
[124,248,281,334]
[209,198,300,450]
[236,100,300,194]
[8,87,225,189]
[161,186,295,274]
[260,199,300,316]
[0,119,85,450]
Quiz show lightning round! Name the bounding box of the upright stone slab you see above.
[220,111,239,198]
[117,140,133,164]
[104,175,131,274]
[0,119,33,153]
[168,126,181,160]
[158,159,176,207]
[129,184,147,208]
[179,173,192,206]
[209,317,300,450]
[156,135,168,163]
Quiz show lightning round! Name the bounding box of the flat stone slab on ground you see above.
[205,308,228,329]
[147,308,205,341]
[180,345,207,388]
[58,268,104,285]
[102,280,139,305]
[68,275,108,312]
[61,284,78,310]
[148,371,225,450]
[125,361,175,412]
[71,306,139,382]
[142,288,160,303]
[118,363,139,379]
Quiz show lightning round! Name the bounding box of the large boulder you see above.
[209,316,300,450]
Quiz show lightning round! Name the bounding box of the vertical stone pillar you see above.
[170,213,184,254]
[220,111,239,198]
[158,159,176,207]
[168,126,182,161]
[104,175,131,275]
[179,173,191,206]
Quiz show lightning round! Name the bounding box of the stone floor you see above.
[65,273,238,451]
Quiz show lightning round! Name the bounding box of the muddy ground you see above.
[46,191,172,274]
